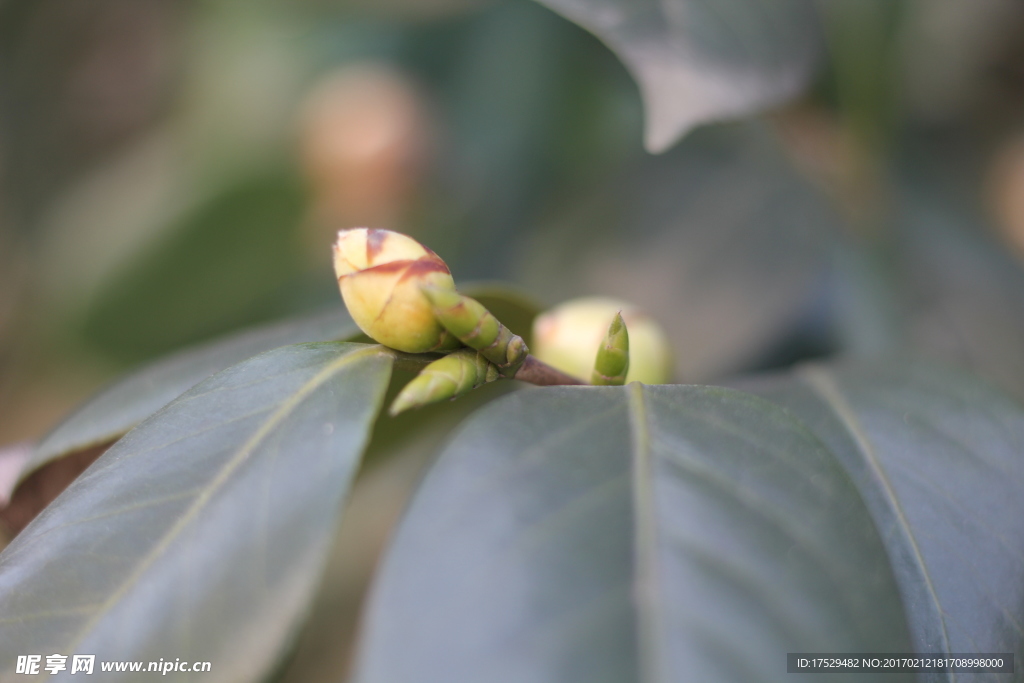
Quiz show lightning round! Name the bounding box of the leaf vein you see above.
[798,366,953,661]
[50,346,383,665]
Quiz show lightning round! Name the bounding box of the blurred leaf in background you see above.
[534,0,823,152]
[520,122,837,382]
[79,168,307,361]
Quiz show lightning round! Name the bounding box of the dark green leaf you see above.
[742,360,1024,680]
[355,383,911,683]
[532,0,823,151]
[273,372,518,683]
[0,342,391,679]
[20,308,357,490]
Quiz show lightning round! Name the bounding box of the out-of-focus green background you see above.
[3,0,1024,447]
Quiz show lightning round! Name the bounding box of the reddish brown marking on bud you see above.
[337,256,450,279]
[448,301,468,315]
[468,315,486,342]
[397,257,451,281]
[361,257,452,325]
[366,228,388,263]
[423,245,445,262]
[339,260,406,277]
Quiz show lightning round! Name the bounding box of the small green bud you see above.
[420,286,529,378]
[533,297,672,384]
[334,228,461,353]
[389,349,499,416]
[592,312,629,386]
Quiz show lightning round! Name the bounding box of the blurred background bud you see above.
[532,297,672,384]
[299,64,432,260]
[989,133,1024,261]
[334,228,456,353]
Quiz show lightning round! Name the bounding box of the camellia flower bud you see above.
[333,228,460,353]
[533,297,673,384]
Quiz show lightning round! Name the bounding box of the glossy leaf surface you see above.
[0,342,391,680]
[744,361,1024,682]
[356,382,913,683]
[24,309,358,486]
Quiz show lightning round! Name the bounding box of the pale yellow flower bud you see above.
[333,228,459,353]
[532,297,673,384]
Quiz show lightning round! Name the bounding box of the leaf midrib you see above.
[47,344,385,673]
[798,365,953,671]
[627,383,666,683]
